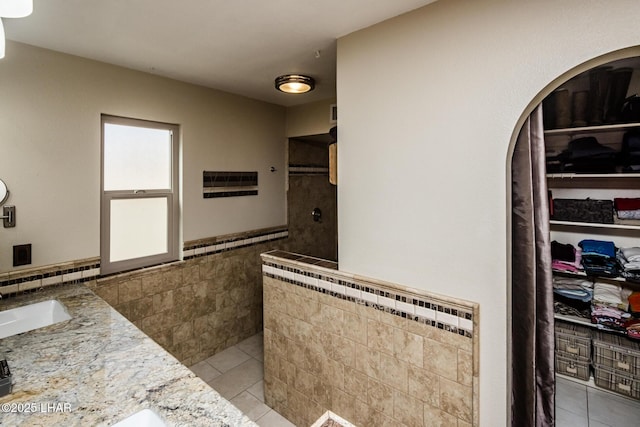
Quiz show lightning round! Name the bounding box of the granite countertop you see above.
[0,284,256,427]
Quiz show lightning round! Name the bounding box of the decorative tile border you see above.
[203,171,258,198]
[183,228,288,260]
[0,260,100,297]
[289,165,329,175]
[0,227,289,298]
[261,251,475,338]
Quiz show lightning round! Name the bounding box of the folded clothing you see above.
[617,210,640,220]
[553,276,593,302]
[591,303,631,331]
[580,239,620,277]
[617,248,640,283]
[593,282,623,307]
[625,319,640,340]
[554,297,591,319]
[551,241,583,273]
[551,241,576,262]
[553,137,617,173]
[630,292,640,313]
[579,239,617,258]
[581,256,620,277]
[552,260,581,273]
[621,247,640,262]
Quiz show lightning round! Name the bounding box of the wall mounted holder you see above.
[2,206,15,228]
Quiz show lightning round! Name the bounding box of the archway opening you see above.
[509,49,640,425]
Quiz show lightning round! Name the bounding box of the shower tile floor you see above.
[189,332,296,427]
[557,375,640,427]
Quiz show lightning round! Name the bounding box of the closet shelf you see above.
[547,173,640,179]
[553,270,622,282]
[550,220,640,231]
[553,270,640,290]
[554,313,627,335]
[544,122,640,136]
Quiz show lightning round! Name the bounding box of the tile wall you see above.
[261,250,479,427]
[0,227,289,367]
[287,138,337,261]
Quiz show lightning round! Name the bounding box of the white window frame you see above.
[100,115,180,275]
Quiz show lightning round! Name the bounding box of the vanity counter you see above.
[0,283,256,426]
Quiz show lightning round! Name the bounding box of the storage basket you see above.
[551,198,614,224]
[555,321,592,359]
[592,331,640,378]
[555,354,591,381]
[594,364,640,399]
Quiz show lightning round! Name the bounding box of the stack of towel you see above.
[617,247,640,282]
[579,239,620,277]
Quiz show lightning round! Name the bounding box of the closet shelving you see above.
[547,120,640,331]
[552,269,640,334]
[545,57,640,400]
[550,220,640,230]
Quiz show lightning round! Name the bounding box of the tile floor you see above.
[189,332,296,427]
[557,375,640,427]
[192,334,640,427]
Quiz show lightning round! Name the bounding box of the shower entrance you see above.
[286,133,338,261]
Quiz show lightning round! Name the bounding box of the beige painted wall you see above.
[337,0,640,425]
[0,41,286,272]
[286,97,336,138]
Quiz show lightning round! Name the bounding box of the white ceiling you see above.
[3,0,436,106]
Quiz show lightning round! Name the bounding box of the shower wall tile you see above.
[262,250,479,427]
[287,139,337,262]
[90,228,290,365]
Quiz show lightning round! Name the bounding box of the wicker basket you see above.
[593,331,640,378]
[594,364,640,399]
[555,354,591,381]
[555,321,592,359]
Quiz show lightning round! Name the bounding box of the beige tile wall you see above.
[88,241,281,366]
[263,270,478,427]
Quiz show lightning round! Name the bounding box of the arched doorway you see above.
[509,48,640,426]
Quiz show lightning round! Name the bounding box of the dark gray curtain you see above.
[511,105,555,426]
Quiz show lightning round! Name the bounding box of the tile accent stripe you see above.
[289,165,329,176]
[203,171,258,198]
[0,262,100,296]
[183,228,288,260]
[261,254,475,338]
[1,227,288,298]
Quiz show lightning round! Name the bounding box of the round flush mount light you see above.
[0,0,33,18]
[275,74,315,94]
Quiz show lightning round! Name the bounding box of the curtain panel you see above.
[511,105,555,426]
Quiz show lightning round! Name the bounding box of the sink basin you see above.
[0,299,72,339]
[112,409,166,427]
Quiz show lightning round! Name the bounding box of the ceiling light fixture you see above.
[275,74,315,94]
[0,0,32,18]
[0,0,33,59]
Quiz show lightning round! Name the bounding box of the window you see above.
[100,115,179,274]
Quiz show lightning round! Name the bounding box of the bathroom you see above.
[3,1,640,426]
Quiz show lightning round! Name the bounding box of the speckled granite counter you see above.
[0,284,257,427]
